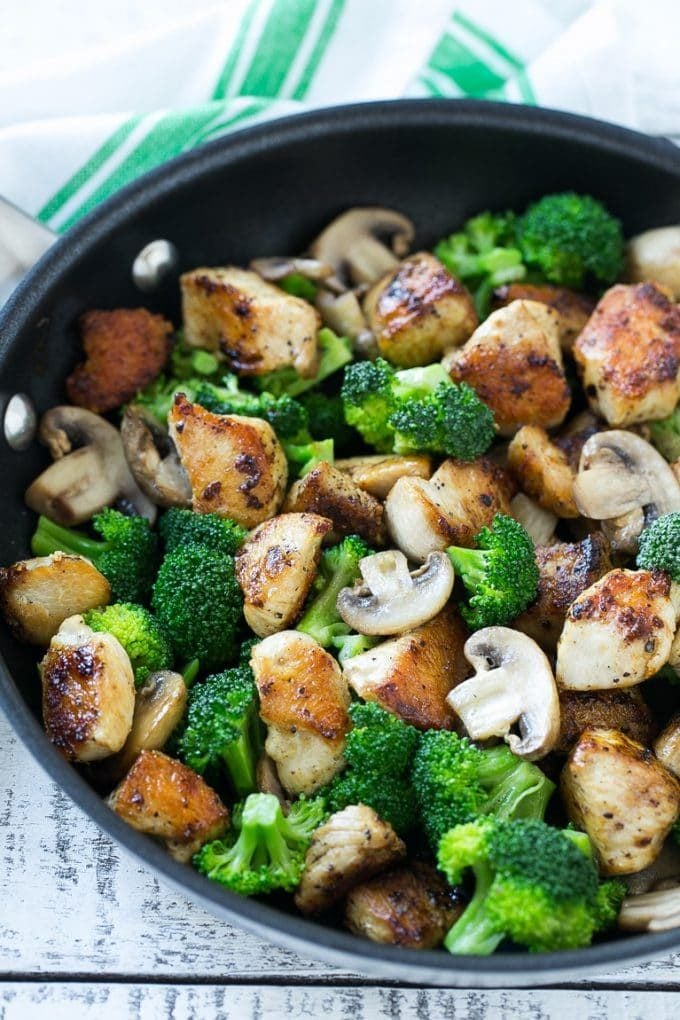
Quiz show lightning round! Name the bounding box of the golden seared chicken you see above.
[109,750,229,863]
[251,631,351,796]
[554,688,657,756]
[169,394,287,528]
[491,282,594,351]
[40,614,135,762]
[283,461,385,546]
[556,569,677,691]
[363,252,477,367]
[513,533,613,653]
[574,282,680,427]
[236,512,332,636]
[0,552,111,645]
[181,266,320,377]
[294,804,406,915]
[507,425,579,518]
[385,456,512,562]
[334,453,432,499]
[654,716,680,779]
[342,607,469,730]
[344,862,464,948]
[561,729,680,875]
[445,299,571,434]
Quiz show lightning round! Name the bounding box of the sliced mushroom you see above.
[626,225,680,300]
[573,430,680,555]
[509,493,557,547]
[250,255,333,283]
[315,289,376,356]
[121,405,191,508]
[335,453,432,500]
[336,550,454,636]
[25,406,156,526]
[619,884,680,932]
[309,208,415,291]
[447,628,560,760]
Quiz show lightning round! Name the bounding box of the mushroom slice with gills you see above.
[0,551,111,645]
[335,453,432,500]
[336,549,454,637]
[619,884,680,932]
[249,255,333,284]
[556,568,677,691]
[235,512,333,637]
[121,404,191,508]
[25,406,157,526]
[315,289,376,357]
[626,225,680,299]
[309,207,415,292]
[447,627,560,761]
[108,749,229,863]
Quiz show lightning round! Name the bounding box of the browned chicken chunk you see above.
[507,425,579,518]
[334,454,432,499]
[446,300,571,434]
[66,308,172,413]
[492,282,594,351]
[363,252,478,367]
[574,282,680,426]
[554,688,657,756]
[295,804,406,915]
[561,729,680,875]
[344,861,464,948]
[181,266,320,377]
[169,394,288,527]
[342,607,469,730]
[0,552,111,645]
[284,461,385,546]
[109,750,229,862]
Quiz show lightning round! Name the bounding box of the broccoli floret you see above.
[299,392,358,454]
[178,664,261,797]
[193,377,310,442]
[31,509,159,604]
[330,632,380,663]
[277,273,317,302]
[134,376,202,424]
[255,328,353,397]
[170,334,223,381]
[435,211,526,316]
[151,543,243,670]
[412,730,554,852]
[516,192,623,290]
[649,408,680,463]
[322,701,421,835]
[194,791,327,896]
[159,507,248,556]
[284,437,334,478]
[637,512,680,580]
[297,534,372,647]
[446,514,539,629]
[340,357,397,452]
[83,602,172,686]
[438,817,626,954]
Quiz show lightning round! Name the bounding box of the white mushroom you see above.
[619,884,680,931]
[509,493,557,547]
[336,550,454,636]
[249,255,333,283]
[626,225,680,299]
[447,627,560,760]
[121,405,192,508]
[315,288,376,356]
[310,207,415,291]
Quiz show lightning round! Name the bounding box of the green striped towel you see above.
[0,0,657,234]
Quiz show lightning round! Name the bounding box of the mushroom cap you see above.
[309,207,415,291]
[626,225,680,300]
[336,549,454,636]
[121,404,192,508]
[249,255,333,283]
[619,884,680,931]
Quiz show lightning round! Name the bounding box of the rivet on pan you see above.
[4,393,37,451]
[132,239,179,292]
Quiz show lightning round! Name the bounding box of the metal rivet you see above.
[132,239,179,292]
[4,393,37,451]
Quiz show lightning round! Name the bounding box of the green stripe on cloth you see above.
[238,0,317,98]
[290,0,345,100]
[211,0,261,100]
[428,31,507,96]
[451,11,536,104]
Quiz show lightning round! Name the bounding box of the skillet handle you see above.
[0,197,56,307]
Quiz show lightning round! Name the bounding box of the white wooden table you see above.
[1,708,679,1019]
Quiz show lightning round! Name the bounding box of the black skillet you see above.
[1,100,679,987]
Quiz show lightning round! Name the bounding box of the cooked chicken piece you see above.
[491,282,594,351]
[561,729,680,875]
[169,394,287,528]
[654,716,680,779]
[363,252,477,367]
[334,454,433,499]
[181,266,320,377]
[573,282,680,427]
[445,300,571,435]
[66,308,172,413]
[283,461,385,546]
[554,688,657,755]
[384,456,512,562]
[235,513,332,637]
[507,425,579,518]
[294,804,406,914]
[251,631,351,796]
[40,614,135,762]
[344,861,464,948]
[513,534,613,653]
[109,750,229,862]
[0,552,111,645]
[556,569,677,691]
[342,607,469,730]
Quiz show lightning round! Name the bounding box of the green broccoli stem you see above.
[332,632,380,663]
[298,561,361,647]
[445,545,489,589]
[392,363,452,398]
[241,794,296,872]
[478,747,555,821]
[222,706,263,798]
[283,438,334,478]
[181,659,201,688]
[443,860,504,956]
[31,515,106,560]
